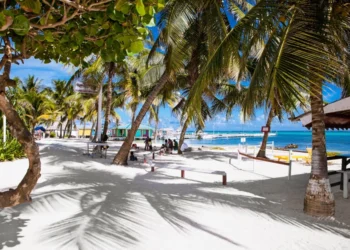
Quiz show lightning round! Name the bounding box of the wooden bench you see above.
[150,166,227,185]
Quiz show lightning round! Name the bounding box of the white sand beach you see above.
[0,139,349,250]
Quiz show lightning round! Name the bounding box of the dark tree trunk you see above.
[0,92,41,208]
[93,118,99,142]
[59,116,63,138]
[178,118,190,154]
[102,63,115,140]
[63,121,69,138]
[113,72,169,165]
[304,82,335,216]
[256,109,274,158]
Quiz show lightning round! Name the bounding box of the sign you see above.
[240,137,246,143]
[261,126,270,132]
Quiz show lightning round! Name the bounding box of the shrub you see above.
[50,131,56,138]
[0,137,26,162]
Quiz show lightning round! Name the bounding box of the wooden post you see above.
[343,172,348,199]
[181,170,185,178]
[152,152,155,159]
[223,175,227,185]
[151,166,155,172]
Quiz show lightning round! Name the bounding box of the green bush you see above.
[50,131,56,138]
[0,137,26,162]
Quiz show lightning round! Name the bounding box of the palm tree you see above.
[112,0,236,164]
[185,0,349,216]
[18,76,56,134]
[46,80,74,138]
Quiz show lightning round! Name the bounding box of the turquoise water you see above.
[186,131,350,153]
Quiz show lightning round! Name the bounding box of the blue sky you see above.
[10,57,343,132]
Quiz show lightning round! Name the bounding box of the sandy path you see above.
[0,139,349,250]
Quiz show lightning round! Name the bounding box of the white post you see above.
[97,85,102,142]
[253,146,256,171]
[288,150,292,180]
[2,114,6,144]
[272,141,274,155]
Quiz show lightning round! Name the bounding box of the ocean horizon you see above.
[184,130,350,153]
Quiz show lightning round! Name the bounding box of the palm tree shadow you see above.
[2,154,350,249]
[0,212,29,250]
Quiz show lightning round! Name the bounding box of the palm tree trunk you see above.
[256,109,274,158]
[90,120,96,141]
[93,118,99,142]
[69,121,73,138]
[59,116,63,138]
[102,63,114,140]
[82,121,86,138]
[304,82,334,216]
[178,118,190,154]
[154,120,158,140]
[63,121,69,138]
[0,92,41,208]
[113,72,169,165]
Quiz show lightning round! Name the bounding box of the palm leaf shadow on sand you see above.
[0,212,29,250]
[3,144,350,250]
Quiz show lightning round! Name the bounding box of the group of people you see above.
[162,139,178,152]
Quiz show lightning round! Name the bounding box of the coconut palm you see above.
[112,0,238,164]
[17,76,56,134]
[45,80,74,138]
[185,0,350,216]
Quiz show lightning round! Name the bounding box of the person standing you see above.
[173,139,178,151]
[149,138,153,151]
[168,138,173,153]
[144,136,149,151]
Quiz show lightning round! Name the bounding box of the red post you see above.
[181,170,185,178]
[223,175,227,185]
[151,166,155,172]
[153,153,155,159]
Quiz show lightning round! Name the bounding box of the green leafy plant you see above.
[0,136,26,162]
[49,131,56,138]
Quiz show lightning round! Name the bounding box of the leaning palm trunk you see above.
[93,118,99,142]
[0,93,41,208]
[256,109,274,158]
[102,63,115,140]
[90,120,96,141]
[304,82,335,216]
[113,73,169,165]
[178,118,190,154]
[82,121,86,138]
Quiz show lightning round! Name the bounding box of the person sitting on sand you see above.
[130,152,138,161]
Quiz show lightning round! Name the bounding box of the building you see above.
[114,124,154,139]
[292,97,350,130]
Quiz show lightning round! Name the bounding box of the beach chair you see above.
[273,148,312,163]
[292,148,312,164]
